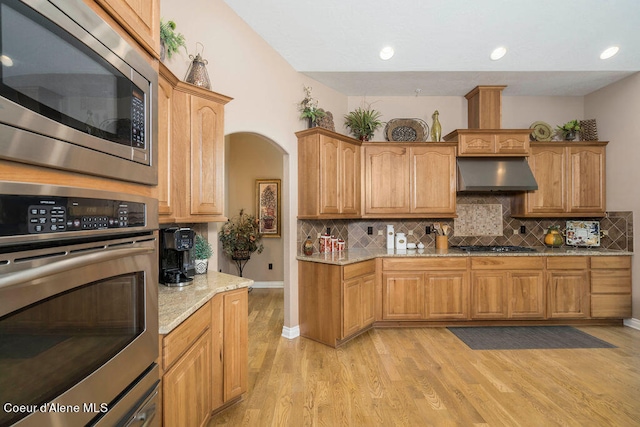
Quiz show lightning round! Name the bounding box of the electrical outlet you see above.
[520,225,526,234]
[326,227,331,235]
[513,229,519,235]
[268,263,273,270]
[367,226,373,235]
[425,226,431,235]
[377,230,383,236]
[407,230,413,236]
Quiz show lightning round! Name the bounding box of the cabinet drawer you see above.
[495,133,529,155]
[383,257,467,271]
[546,256,588,270]
[458,133,495,155]
[591,256,631,269]
[591,270,631,294]
[591,295,632,318]
[471,256,543,270]
[344,260,376,280]
[161,301,211,370]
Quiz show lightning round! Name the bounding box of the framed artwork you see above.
[256,179,281,238]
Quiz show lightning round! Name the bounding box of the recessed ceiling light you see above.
[0,54,13,67]
[379,46,394,60]
[490,46,507,61]
[600,46,619,60]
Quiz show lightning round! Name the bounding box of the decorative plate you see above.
[565,220,600,247]
[530,121,553,141]
[384,118,429,142]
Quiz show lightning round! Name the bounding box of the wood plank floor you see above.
[209,289,640,426]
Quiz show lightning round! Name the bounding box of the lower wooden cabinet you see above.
[298,260,375,347]
[159,289,248,426]
[591,256,632,318]
[382,272,425,320]
[546,257,590,319]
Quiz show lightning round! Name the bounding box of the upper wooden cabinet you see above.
[93,0,160,58]
[297,128,361,219]
[363,143,457,218]
[443,129,531,156]
[512,142,607,218]
[158,64,232,224]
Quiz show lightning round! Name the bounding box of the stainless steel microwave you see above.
[0,0,158,185]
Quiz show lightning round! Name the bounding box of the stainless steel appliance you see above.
[454,245,538,253]
[160,227,196,286]
[0,0,157,185]
[0,181,159,426]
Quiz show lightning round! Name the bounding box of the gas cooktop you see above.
[454,245,538,253]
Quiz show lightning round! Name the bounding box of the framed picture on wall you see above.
[256,179,281,238]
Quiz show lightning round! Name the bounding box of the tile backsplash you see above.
[297,194,633,253]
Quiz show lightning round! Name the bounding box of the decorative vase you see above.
[302,236,314,256]
[184,43,211,89]
[307,117,317,128]
[564,131,576,141]
[544,227,564,247]
[431,110,442,142]
[195,259,208,274]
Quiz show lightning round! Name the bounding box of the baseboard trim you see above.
[252,281,284,289]
[624,318,640,330]
[281,325,300,339]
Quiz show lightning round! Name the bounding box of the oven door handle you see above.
[0,246,154,290]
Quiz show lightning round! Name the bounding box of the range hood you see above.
[457,157,538,192]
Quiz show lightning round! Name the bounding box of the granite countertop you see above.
[158,271,253,334]
[297,246,633,266]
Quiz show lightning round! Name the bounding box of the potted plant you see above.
[219,209,264,277]
[194,234,213,274]
[159,18,186,61]
[556,119,581,141]
[344,107,383,141]
[299,85,325,127]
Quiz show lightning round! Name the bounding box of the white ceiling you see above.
[223,0,640,96]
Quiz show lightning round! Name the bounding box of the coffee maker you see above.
[160,227,196,286]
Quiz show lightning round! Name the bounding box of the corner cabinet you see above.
[297,128,361,219]
[363,143,457,218]
[158,64,232,224]
[512,142,607,218]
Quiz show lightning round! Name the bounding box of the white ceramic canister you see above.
[386,225,395,249]
[395,232,407,251]
[319,233,331,253]
[337,239,345,252]
[330,236,338,252]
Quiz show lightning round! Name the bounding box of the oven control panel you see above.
[0,194,146,237]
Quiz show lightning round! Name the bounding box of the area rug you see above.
[447,326,616,350]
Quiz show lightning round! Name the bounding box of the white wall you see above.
[585,72,640,320]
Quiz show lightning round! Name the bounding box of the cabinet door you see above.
[568,146,605,214]
[471,271,508,319]
[94,0,160,57]
[382,273,425,320]
[410,146,456,215]
[361,274,376,327]
[526,146,567,214]
[190,95,224,216]
[223,289,248,402]
[340,141,361,215]
[547,271,590,318]
[365,146,410,214]
[163,332,212,427]
[508,271,545,319]
[319,137,340,215]
[425,271,469,319]
[495,132,529,156]
[343,277,363,337]
[157,74,173,218]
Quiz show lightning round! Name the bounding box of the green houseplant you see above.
[344,107,383,141]
[159,18,186,61]
[194,234,213,274]
[556,119,581,141]
[219,209,264,277]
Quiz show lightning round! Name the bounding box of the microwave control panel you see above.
[0,195,146,237]
[131,88,146,148]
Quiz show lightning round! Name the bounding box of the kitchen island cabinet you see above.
[158,272,250,425]
[512,142,607,218]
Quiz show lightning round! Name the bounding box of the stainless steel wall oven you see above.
[0,182,159,426]
[0,0,158,185]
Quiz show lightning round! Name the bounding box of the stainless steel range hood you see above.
[457,157,538,192]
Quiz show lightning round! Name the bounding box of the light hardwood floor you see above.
[209,289,640,426]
